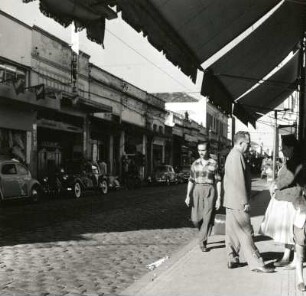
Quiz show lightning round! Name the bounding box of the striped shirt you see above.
[189,157,221,185]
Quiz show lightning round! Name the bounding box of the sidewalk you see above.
[120,178,301,296]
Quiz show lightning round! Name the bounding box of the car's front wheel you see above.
[30,185,40,203]
[99,179,108,195]
[73,182,82,199]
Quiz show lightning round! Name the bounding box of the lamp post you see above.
[272,108,290,180]
[272,110,278,181]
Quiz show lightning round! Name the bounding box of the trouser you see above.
[226,208,264,270]
[191,184,215,247]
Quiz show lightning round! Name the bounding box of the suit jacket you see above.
[223,147,251,210]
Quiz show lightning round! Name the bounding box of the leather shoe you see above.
[227,261,239,269]
[297,282,306,292]
[200,245,208,252]
[251,266,275,273]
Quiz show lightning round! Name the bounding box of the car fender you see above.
[73,177,85,188]
[29,180,41,189]
[28,180,41,195]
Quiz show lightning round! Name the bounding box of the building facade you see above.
[0,10,171,181]
[156,92,231,166]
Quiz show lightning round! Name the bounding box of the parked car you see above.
[148,164,178,185]
[176,165,191,183]
[41,160,108,199]
[0,156,41,202]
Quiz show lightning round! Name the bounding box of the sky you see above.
[0,0,280,151]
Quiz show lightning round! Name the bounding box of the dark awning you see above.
[77,96,112,113]
[22,0,305,125]
[22,0,117,46]
[233,50,299,126]
[116,0,281,82]
[201,1,304,117]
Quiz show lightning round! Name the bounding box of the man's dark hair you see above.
[198,141,210,149]
[233,131,250,144]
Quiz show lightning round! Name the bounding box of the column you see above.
[31,123,38,178]
[83,116,90,158]
[119,130,125,176]
[109,135,114,175]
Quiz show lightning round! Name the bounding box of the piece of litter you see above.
[146,256,169,270]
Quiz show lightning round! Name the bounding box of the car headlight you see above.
[43,177,48,182]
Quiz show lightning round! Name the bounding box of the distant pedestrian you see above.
[223,131,274,273]
[98,160,108,175]
[271,134,306,292]
[185,141,222,252]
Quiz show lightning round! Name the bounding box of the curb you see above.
[120,237,198,296]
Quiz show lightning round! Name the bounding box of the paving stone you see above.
[0,185,194,295]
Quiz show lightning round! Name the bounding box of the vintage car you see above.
[0,156,41,202]
[176,165,191,183]
[41,160,108,199]
[148,164,178,185]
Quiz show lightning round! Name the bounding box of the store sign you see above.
[26,131,32,164]
[173,127,183,137]
[32,123,37,150]
[41,141,61,148]
[37,119,82,133]
[153,137,165,146]
[184,134,198,142]
[94,112,113,121]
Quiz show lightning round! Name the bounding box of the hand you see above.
[215,198,221,210]
[269,183,277,197]
[243,204,251,212]
[185,196,190,207]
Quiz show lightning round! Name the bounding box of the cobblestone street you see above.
[0,184,196,295]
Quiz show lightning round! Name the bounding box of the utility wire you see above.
[106,28,194,92]
[285,0,306,5]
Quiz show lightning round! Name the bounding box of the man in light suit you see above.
[223,131,274,273]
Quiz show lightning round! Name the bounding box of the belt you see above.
[195,183,213,186]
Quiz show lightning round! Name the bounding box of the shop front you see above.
[0,103,35,170]
[90,115,121,176]
[36,112,84,179]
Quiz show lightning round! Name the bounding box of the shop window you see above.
[207,114,212,131]
[0,128,26,162]
[153,124,157,132]
[159,126,163,134]
[0,62,26,84]
[2,164,17,175]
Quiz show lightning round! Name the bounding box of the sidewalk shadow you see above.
[260,251,283,262]
[207,244,225,251]
[207,240,225,251]
[250,189,271,218]
[253,235,272,243]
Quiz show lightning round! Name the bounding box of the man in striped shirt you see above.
[185,141,222,252]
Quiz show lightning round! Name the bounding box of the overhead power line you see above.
[105,28,193,92]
